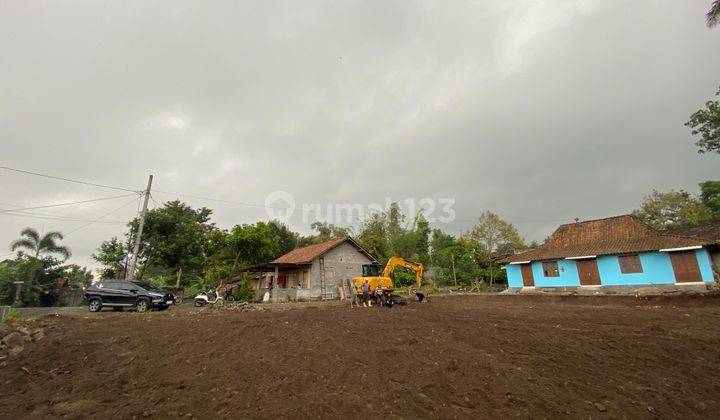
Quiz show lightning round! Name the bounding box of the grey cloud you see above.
[1,0,718,269]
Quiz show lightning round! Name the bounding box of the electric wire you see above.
[153,190,288,210]
[0,165,142,193]
[0,193,138,214]
[65,196,141,236]
[0,211,127,224]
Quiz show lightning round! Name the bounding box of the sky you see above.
[1,0,718,270]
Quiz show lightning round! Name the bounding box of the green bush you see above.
[2,307,20,324]
[232,280,255,302]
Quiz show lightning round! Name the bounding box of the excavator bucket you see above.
[416,292,425,302]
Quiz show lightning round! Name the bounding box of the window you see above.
[542,261,559,277]
[362,264,382,277]
[619,254,643,273]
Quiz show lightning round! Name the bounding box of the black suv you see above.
[84,280,174,312]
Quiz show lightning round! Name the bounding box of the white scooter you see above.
[193,288,234,307]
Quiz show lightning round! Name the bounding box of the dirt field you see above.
[2,294,720,419]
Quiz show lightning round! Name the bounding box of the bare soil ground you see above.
[2,294,720,419]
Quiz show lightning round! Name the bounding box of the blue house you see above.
[502,215,716,289]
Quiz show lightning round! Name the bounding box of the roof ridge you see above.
[556,213,636,228]
[270,236,373,265]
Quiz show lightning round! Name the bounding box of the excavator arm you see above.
[382,257,424,289]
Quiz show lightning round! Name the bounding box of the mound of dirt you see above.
[2,295,720,418]
[0,320,45,362]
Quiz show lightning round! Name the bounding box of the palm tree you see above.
[10,227,71,260]
[709,1,720,27]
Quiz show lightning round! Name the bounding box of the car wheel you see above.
[194,299,204,307]
[113,307,124,312]
[136,298,150,313]
[88,297,102,312]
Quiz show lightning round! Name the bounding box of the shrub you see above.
[232,279,255,303]
[2,307,20,324]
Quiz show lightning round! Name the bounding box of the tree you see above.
[632,189,714,230]
[298,221,351,246]
[708,1,720,27]
[61,264,94,290]
[10,228,71,260]
[9,227,71,296]
[430,229,475,286]
[92,237,127,279]
[699,180,720,217]
[268,220,299,256]
[0,258,37,305]
[130,200,214,285]
[686,87,720,154]
[226,222,280,270]
[356,212,390,263]
[463,211,524,285]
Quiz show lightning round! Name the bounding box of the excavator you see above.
[353,257,425,306]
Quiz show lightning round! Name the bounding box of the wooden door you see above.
[670,251,702,283]
[520,264,534,287]
[577,259,601,286]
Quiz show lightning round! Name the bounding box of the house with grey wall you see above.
[247,237,378,301]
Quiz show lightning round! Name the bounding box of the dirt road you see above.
[2,294,719,419]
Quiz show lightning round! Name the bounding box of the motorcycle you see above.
[193,288,234,307]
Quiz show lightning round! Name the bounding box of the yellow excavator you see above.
[353,257,425,305]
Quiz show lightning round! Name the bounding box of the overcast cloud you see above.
[1,0,718,270]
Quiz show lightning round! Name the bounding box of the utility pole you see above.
[127,175,153,280]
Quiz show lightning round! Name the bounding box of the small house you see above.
[247,237,378,301]
[502,215,715,290]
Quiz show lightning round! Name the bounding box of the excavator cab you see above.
[361,264,383,277]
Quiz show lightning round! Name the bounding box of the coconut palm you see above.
[10,227,71,260]
[709,1,720,27]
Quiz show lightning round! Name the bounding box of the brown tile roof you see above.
[271,237,377,265]
[669,223,720,242]
[503,215,711,263]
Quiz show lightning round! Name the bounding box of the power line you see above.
[153,190,289,210]
[0,165,142,193]
[65,196,141,236]
[0,193,138,214]
[0,202,127,223]
[0,211,127,224]
[149,193,159,210]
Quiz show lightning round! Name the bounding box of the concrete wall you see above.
[506,264,523,288]
[272,241,373,301]
[697,248,714,282]
[308,241,373,297]
[532,259,580,287]
[596,252,676,286]
[504,248,715,289]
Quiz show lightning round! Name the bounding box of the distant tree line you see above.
[85,200,528,296]
[3,177,718,307]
